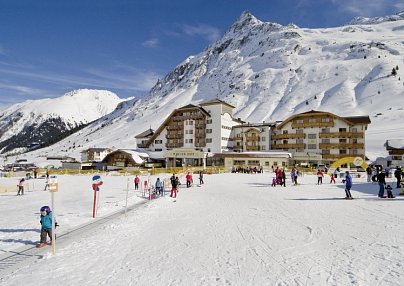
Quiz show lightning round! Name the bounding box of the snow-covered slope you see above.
[18,11,404,161]
[0,89,124,153]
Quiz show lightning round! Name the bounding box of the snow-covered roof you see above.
[386,139,404,149]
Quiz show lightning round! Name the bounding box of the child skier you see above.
[186,172,193,188]
[17,178,25,196]
[36,205,58,248]
[330,173,336,184]
[386,185,395,198]
[344,171,353,199]
[134,175,140,190]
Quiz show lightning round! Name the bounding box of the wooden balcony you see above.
[271,143,305,149]
[246,145,260,151]
[319,132,364,138]
[271,133,305,140]
[166,125,182,131]
[319,143,364,149]
[166,143,184,148]
[246,136,260,142]
[172,114,204,121]
[322,154,364,160]
[291,121,334,128]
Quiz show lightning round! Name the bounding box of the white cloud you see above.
[0,82,42,95]
[182,24,221,43]
[142,38,159,48]
[330,0,403,17]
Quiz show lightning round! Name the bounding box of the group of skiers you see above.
[133,171,205,199]
[270,164,402,200]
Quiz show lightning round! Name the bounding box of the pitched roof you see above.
[276,110,371,129]
[199,99,236,109]
[385,139,404,150]
[135,128,154,139]
[343,116,371,124]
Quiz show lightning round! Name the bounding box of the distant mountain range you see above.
[2,11,404,161]
[0,89,123,154]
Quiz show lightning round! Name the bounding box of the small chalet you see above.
[102,149,149,169]
[80,147,113,162]
[385,139,404,167]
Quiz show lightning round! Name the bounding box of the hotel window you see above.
[185,130,194,134]
[261,137,265,141]
[296,119,303,123]
[297,139,304,144]
[321,139,330,143]
[206,138,212,143]
[351,127,357,133]
[321,117,330,122]
[154,140,163,144]
[296,129,303,134]
[339,139,347,143]
[339,128,347,132]
[283,130,288,134]
[206,129,212,134]
[339,149,347,154]
[185,139,193,143]
[261,146,266,150]
[308,144,317,149]
[309,118,316,123]
[308,134,316,139]
[321,128,330,133]
[207,119,212,124]
[322,150,330,155]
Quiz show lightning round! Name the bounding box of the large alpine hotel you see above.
[134,99,371,170]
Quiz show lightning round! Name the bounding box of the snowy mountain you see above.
[15,11,404,161]
[0,89,124,154]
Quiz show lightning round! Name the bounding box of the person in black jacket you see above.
[394,167,402,189]
[377,171,386,198]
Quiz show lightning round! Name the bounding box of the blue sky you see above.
[0,0,403,108]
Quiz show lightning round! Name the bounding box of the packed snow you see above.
[1,170,403,285]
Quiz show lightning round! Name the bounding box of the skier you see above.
[394,166,402,189]
[344,171,353,199]
[186,172,193,188]
[330,173,336,184]
[155,178,163,195]
[281,169,286,187]
[316,169,324,185]
[36,206,58,248]
[170,176,179,198]
[386,185,395,198]
[134,175,140,190]
[199,171,204,185]
[376,171,386,198]
[17,178,25,196]
[366,166,372,182]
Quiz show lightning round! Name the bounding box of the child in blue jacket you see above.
[36,206,57,248]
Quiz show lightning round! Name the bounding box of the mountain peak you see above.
[347,10,404,25]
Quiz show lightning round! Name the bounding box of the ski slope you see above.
[0,172,403,285]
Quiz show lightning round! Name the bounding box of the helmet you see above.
[40,206,51,213]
